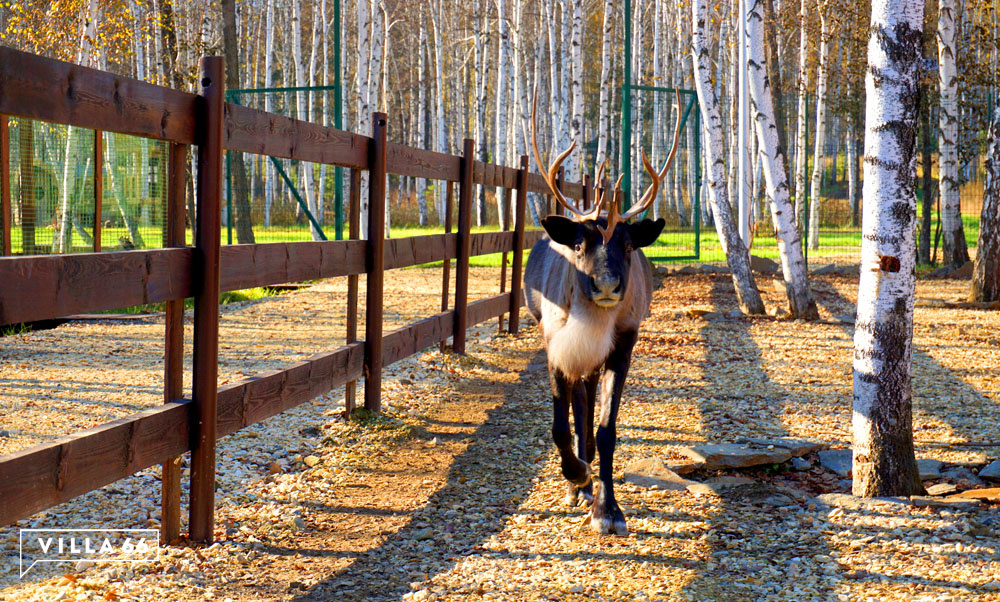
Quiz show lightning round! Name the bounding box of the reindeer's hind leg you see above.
[550,369,592,497]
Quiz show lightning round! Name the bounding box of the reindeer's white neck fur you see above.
[542,289,619,380]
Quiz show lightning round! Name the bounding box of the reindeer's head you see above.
[531,91,681,309]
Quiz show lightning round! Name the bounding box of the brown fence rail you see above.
[0,48,586,543]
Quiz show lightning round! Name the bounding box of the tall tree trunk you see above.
[937,0,969,266]
[794,0,809,232]
[847,111,860,228]
[416,6,428,226]
[356,0,372,238]
[852,0,925,499]
[567,0,583,182]
[292,1,320,240]
[762,0,788,158]
[222,0,255,244]
[807,0,830,251]
[263,0,275,228]
[431,0,447,225]
[495,0,511,216]
[919,91,933,263]
[693,0,765,316]
[473,0,488,225]
[969,111,1000,301]
[594,0,614,182]
[747,0,819,320]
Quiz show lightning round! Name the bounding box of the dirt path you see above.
[2,269,999,601]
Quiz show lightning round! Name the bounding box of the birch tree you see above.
[567,0,583,182]
[937,0,969,266]
[747,0,819,320]
[793,0,809,232]
[222,0,255,243]
[291,1,321,241]
[852,0,925,498]
[415,5,428,225]
[807,0,830,250]
[594,0,615,181]
[969,111,1000,302]
[494,0,511,217]
[693,0,764,316]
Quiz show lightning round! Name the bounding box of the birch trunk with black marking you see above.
[852,0,925,498]
[794,0,809,232]
[567,0,583,183]
[746,0,818,319]
[969,112,1000,302]
[416,5,428,226]
[431,0,447,224]
[223,0,255,243]
[937,0,969,266]
[693,0,764,316]
[594,0,614,182]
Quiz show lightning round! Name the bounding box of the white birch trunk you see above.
[495,0,511,220]
[431,0,447,224]
[594,0,614,183]
[938,0,968,266]
[356,0,372,238]
[416,6,428,226]
[794,0,809,232]
[747,0,818,319]
[969,110,1000,302]
[807,1,830,250]
[263,0,275,228]
[559,0,571,153]
[56,0,100,253]
[852,0,925,498]
[693,0,764,315]
[473,0,488,225]
[567,0,583,182]
[651,0,663,220]
[292,1,321,241]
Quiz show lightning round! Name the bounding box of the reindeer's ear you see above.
[628,218,665,249]
[542,215,581,248]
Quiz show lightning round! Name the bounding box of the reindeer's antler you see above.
[531,88,605,222]
[598,89,684,243]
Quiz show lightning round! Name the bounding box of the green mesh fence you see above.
[4,117,168,256]
[624,86,702,261]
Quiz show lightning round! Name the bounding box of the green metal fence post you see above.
[333,0,343,241]
[621,0,632,208]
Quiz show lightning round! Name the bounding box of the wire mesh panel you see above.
[100,132,169,251]
[624,86,701,262]
[225,87,343,243]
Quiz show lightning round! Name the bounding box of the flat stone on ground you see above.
[818,449,852,477]
[979,460,1000,481]
[623,457,699,491]
[917,458,944,480]
[735,436,829,457]
[951,487,1000,503]
[750,255,780,274]
[678,443,792,469]
[911,496,983,509]
[925,482,958,496]
[809,493,910,511]
[705,476,756,487]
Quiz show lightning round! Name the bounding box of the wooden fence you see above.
[0,49,595,544]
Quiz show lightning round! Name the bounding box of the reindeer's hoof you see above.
[561,457,592,488]
[565,482,595,507]
[590,496,628,536]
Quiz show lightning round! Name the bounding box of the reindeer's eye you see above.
[574,242,583,254]
[625,242,634,254]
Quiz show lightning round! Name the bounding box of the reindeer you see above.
[523,91,681,535]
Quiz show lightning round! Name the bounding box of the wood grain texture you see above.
[0,249,194,325]
[467,293,513,328]
[219,241,366,291]
[224,103,369,168]
[383,234,457,269]
[0,47,197,144]
[453,139,474,354]
[364,113,388,413]
[381,311,454,367]
[386,142,460,181]
[469,231,515,257]
[0,400,192,527]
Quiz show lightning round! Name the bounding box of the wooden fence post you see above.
[583,173,592,211]
[439,180,454,352]
[189,56,225,544]
[161,141,187,545]
[1,115,9,256]
[498,186,510,334]
[345,168,361,416]
[93,131,103,252]
[364,113,388,413]
[508,155,528,334]
[453,139,474,355]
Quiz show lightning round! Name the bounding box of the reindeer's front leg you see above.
[550,369,592,490]
[591,330,637,535]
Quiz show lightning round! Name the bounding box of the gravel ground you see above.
[2,267,999,601]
